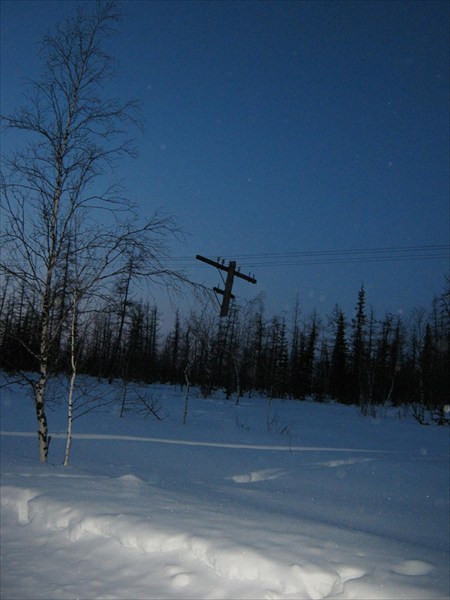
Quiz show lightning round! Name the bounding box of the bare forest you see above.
[1,276,449,422]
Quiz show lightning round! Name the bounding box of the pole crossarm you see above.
[213,287,235,299]
[195,255,257,283]
[195,255,257,316]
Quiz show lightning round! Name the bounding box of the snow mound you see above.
[1,485,39,524]
[3,476,446,600]
[2,482,352,598]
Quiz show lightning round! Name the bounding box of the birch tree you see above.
[1,1,181,462]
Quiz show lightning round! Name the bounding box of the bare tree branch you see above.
[0,1,183,463]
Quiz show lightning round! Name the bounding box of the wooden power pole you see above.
[196,255,257,317]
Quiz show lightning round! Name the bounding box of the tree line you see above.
[2,277,449,421]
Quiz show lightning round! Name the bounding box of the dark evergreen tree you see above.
[315,336,330,401]
[372,313,393,404]
[350,285,368,406]
[420,323,434,409]
[329,307,349,402]
[160,310,183,384]
[289,296,302,398]
[429,286,450,410]
[385,317,403,405]
[305,312,319,397]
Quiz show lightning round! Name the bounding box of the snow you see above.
[1,375,449,600]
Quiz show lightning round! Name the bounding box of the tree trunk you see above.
[35,370,49,463]
[36,285,52,463]
[183,368,190,425]
[64,298,78,467]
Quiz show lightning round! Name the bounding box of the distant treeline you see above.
[1,280,449,422]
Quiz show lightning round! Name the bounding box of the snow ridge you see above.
[2,481,371,599]
[3,478,442,600]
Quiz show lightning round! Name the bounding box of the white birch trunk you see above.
[63,296,78,467]
[36,307,51,463]
[35,372,49,463]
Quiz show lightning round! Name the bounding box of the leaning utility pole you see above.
[196,255,257,317]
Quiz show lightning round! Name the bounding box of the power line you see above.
[231,244,448,260]
[164,245,449,269]
[236,255,447,269]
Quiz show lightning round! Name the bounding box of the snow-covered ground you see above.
[1,375,449,600]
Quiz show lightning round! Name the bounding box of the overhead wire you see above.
[163,244,449,269]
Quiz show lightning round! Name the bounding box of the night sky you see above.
[1,0,449,325]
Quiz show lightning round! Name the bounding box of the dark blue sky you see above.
[1,0,449,323]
